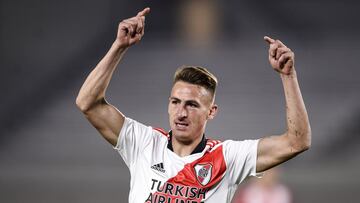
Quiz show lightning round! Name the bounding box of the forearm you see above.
[281,70,311,151]
[76,41,127,112]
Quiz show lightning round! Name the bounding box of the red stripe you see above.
[206,139,222,151]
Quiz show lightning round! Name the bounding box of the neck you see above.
[171,133,204,157]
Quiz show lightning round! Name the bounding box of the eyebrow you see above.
[169,97,200,105]
[169,97,180,101]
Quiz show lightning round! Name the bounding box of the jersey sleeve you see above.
[223,139,261,185]
[113,117,154,168]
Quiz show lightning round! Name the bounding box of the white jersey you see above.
[114,117,260,203]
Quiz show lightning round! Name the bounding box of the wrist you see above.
[112,39,129,51]
[280,68,297,80]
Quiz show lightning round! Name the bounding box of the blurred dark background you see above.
[1,0,359,202]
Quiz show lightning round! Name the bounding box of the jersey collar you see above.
[167,131,207,155]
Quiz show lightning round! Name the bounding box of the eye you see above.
[171,99,179,104]
[188,102,199,108]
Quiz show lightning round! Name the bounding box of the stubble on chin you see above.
[172,131,195,145]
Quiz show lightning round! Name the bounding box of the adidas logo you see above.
[151,163,165,173]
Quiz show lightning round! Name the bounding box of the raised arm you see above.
[256,36,311,172]
[76,8,150,146]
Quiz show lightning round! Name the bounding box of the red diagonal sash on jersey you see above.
[145,144,226,202]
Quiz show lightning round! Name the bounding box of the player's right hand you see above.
[115,7,150,48]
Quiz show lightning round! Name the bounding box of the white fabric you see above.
[114,117,260,203]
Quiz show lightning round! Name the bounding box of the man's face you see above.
[168,81,217,143]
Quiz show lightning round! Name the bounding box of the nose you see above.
[176,105,188,118]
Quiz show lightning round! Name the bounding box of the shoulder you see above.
[118,118,169,145]
[220,139,260,161]
[206,138,222,151]
[152,127,170,139]
[222,139,259,149]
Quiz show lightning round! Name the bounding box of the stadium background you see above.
[1,0,359,202]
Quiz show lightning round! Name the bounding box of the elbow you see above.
[289,127,312,153]
[292,138,311,155]
[76,97,88,112]
[75,95,105,113]
[75,96,93,113]
[303,131,312,151]
[303,125,312,150]
[300,136,311,152]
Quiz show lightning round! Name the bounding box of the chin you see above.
[172,129,189,138]
[172,130,192,141]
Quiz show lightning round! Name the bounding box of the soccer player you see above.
[76,8,311,203]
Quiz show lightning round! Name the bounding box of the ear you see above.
[208,104,218,120]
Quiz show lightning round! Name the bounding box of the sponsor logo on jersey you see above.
[151,162,166,173]
[194,163,212,186]
[146,179,207,203]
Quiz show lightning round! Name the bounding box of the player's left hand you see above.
[264,36,295,75]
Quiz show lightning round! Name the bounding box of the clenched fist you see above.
[264,36,295,75]
[116,8,150,48]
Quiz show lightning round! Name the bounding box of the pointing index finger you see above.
[137,7,150,17]
[264,36,275,44]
